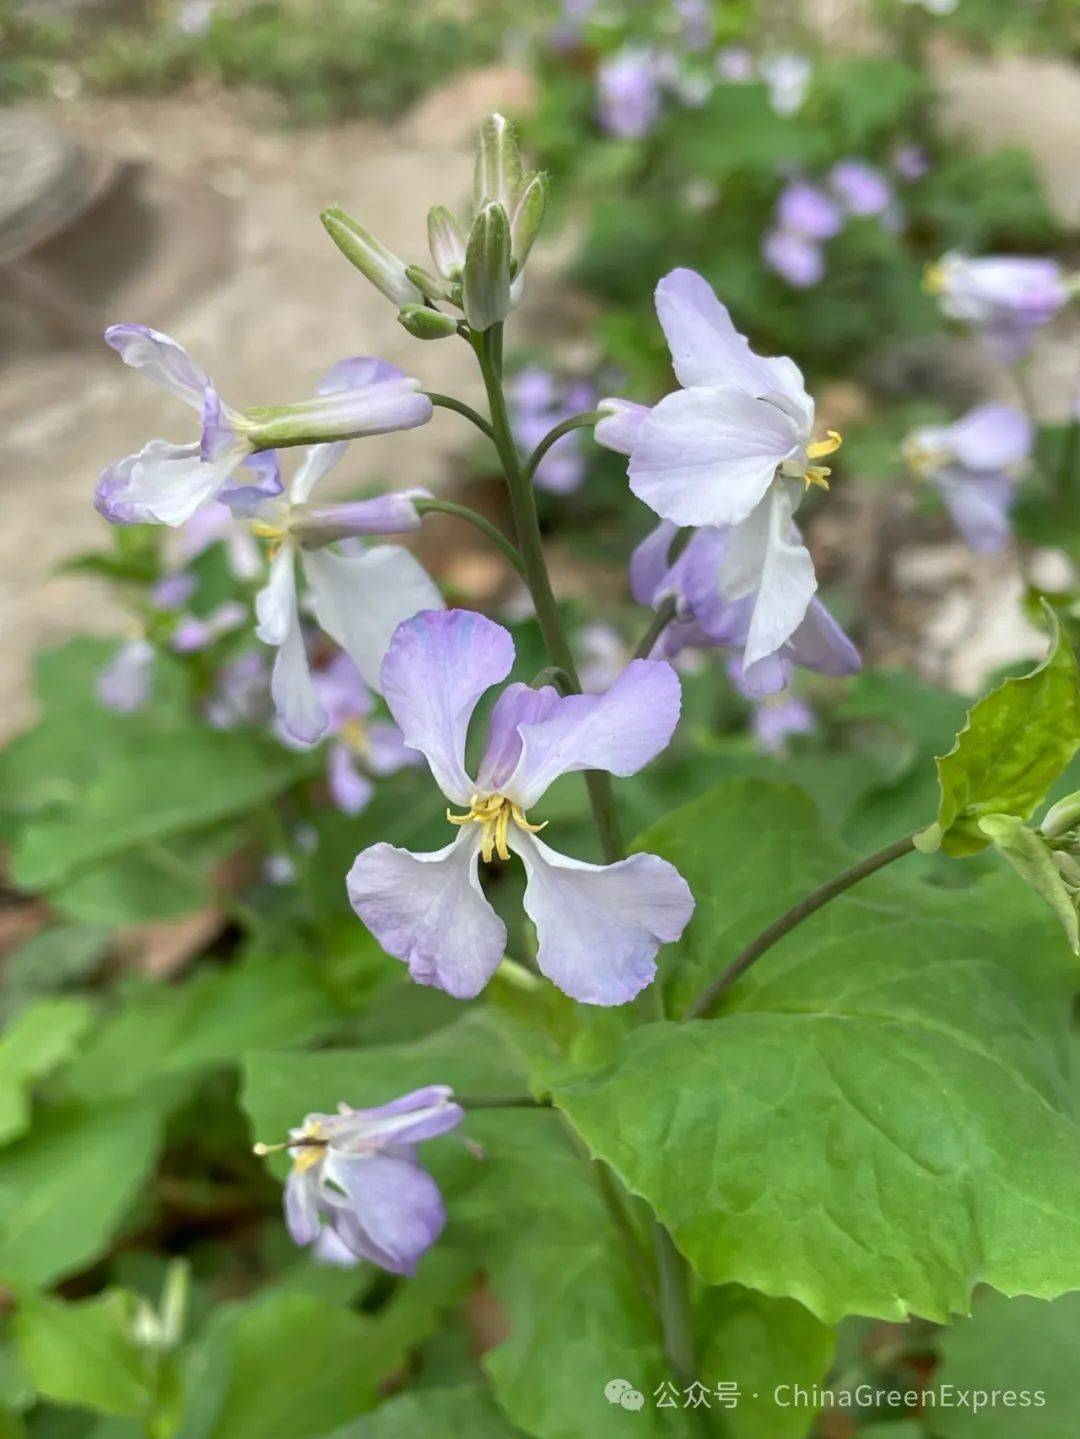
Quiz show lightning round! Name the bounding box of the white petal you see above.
[289,441,348,504]
[105,324,211,410]
[255,542,298,647]
[721,484,816,669]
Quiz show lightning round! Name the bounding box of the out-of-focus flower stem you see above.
[524,410,602,482]
[413,496,527,580]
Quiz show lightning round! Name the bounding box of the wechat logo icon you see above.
[604,1378,645,1411]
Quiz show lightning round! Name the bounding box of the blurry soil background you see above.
[3,1,1080,739]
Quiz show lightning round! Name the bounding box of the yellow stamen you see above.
[445,793,548,862]
[923,261,946,295]
[251,519,287,560]
[802,429,842,491]
[339,718,369,756]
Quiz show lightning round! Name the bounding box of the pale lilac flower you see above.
[348,610,694,1005]
[206,651,269,729]
[509,368,594,494]
[776,181,843,241]
[715,46,755,83]
[244,361,442,743]
[277,1086,463,1274]
[903,403,1033,552]
[763,228,826,288]
[96,327,431,527]
[174,498,262,581]
[597,48,662,139]
[926,252,1069,361]
[760,53,812,117]
[828,159,893,217]
[170,600,247,654]
[630,519,859,692]
[97,638,155,712]
[597,268,853,690]
[578,621,629,693]
[729,658,815,752]
[152,572,197,610]
[675,0,713,51]
[893,144,930,181]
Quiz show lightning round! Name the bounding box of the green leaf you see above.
[935,1290,1080,1436]
[0,998,93,1144]
[0,1098,165,1287]
[14,1292,151,1418]
[326,1385,522,1437]
[10,729,305,890]
[978,814,1080,953]
[557,780,1080,1325]
[0,927,109,1018]
[933,610,1080,856]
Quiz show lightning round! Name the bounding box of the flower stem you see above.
[413,496,527,580]
[524,410,602,482]
[457,1093,553,1110]
[633,596,678,661]
[653,1220,696,1386]
[474,325,623,862]
[684,832,918,1020]
[426,392,496,441]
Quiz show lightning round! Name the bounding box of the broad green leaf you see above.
[697,1287,833,1439]
[0,927,108,1015]
[324,1384,522,1438]
[10,729,305,890]
[931,612,1080,856]
[58,954,346,1102]
[0,999,93,1144]
[0,1098,165,1287]
[14,1292,151,1419]
[557,780,1080,1325]
[934,1290,1080,1436]
[978,814,1080,953]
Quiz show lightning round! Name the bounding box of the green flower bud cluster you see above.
[320,112,548,339]
[979,791,1080,953]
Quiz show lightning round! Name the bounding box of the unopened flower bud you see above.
[398,304,459,341]
[462,202,512,332]
[474,112,524,217]
[405,265,453,303]
[510,172,548,272]
[320,206,422,308]
[1041,790,1080,839]
[428,206,467,281]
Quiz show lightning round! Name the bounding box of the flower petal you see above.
[337,1086,464,1146]
[629,386,802,528]
[347,830,507,999]
[255,543,298,648]
[105,323,211,410]
[787,597,862,676]
[288,442,348,504]
[378,609,514,805]
[271,608,327,745]
[654,268,812,422]
[105,439,226,527]
[293,492,427,547]
[504,659,681,810]
[944,403,1032,472]
[323,1152,445,1275]
[595,397,651,456]
[327,744,374,815]
[302,545,444,698]
[476,683,561,793]
[935,470,1015,553]
[719,484,816,672]
[284,1168,322,1246]
[513,831,694,1005]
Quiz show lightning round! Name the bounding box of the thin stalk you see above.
[1057,418,1079,518]
[684,832,918,1020]
[633,596,678,660]
[414,496,526,580]
[426,392,496,441]
[474,324,623,861]
[653,1221,696,1386]
[524,410,602,481]
[456,1094,553,1110]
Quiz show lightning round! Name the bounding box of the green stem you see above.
[414,496,527,580]
[426,392,496,441]
[653,1221,696,1386]
[457,1094,552,1110]
[684,832,918,1020]
[633,597,678,661]
[524,410,602,482]
[474,325,623,862]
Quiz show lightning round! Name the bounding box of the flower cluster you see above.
[763,160,902,290]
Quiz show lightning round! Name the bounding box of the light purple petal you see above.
[312,1226,361,1267]
[256,379,433,446]
[347,830,507,999]
[302,544,443,697]
[105,323,211,410]
[311,651,373,729]
[476,683,561,793]
[101,439,225,528]
[503,659,681,810]
[287,442,348,504]
[753,695,816,754]
[271,609,327,744]
[721,484,817,672]
[595,398,651,457]
[97,639,154,712]
[293,492,426,547]
[654,268,811,419]
[323,1152,445,1275]
[935,470,1015,552]
[629,385,802,527]
[284,1168,322,1246]
[319,356,407,394]
[364,720,423,775]
[597,47,661,139]
[777,181,842,239]
[943,403,1032,472]
[337,1086,463,1145]
[763,229,826,289]
[829,159,893,217]
[379,609,514,805]
[327,744,375,815]
[629,520,682,606]
[152,572,197,609]
[787,597,861,677]
[514,832,694,1005]
[255,543,297,648]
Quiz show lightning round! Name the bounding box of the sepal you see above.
[462,202,512,332]
[320,206,422,308]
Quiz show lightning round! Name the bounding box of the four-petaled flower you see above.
[596,268,858,692]
[347,609,694,1005]
[96,325,431,527]
[925,253,1069,361]
[903,403,1032,553]
[279,1085,463,1273]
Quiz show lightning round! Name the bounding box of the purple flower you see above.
[152,572,197,610]
[729,659,816,752]
[509,368,594,494]
[96,328,431,527]
[776,181,843,241]
[674,0,713,51]
[596,268,857,690]
[578,621,629,693]
[347,610,694,1005]
[241,362,442,744]
[170,600,247,654]
[903,403,1032,552]
[278,1085,464,1274]
[926,252,1069,361]
[97,638,155,712]
[597,48,662,139]
[892,144,930,181]
[763,228,826,288]
[206,650,269,729]
[828,159,893,217]
[631,519,859,693]
[715,46,755,83]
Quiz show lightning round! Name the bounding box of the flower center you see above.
[338,718,369,756]
[289,1121,326,1174]
[251,519,288,558]
[923,261,947,295]
[782,429,842,492]
[446,793,547,863]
